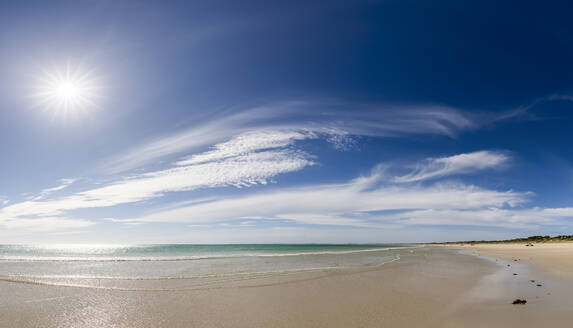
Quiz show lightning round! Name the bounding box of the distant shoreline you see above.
[429,240,573,286]
[424,235,573,245]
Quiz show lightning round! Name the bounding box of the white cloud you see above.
[0,216,94,231]
[158,226,525,244]
[387,208,552,229]
[393,151,509,183]
[100,109,264,174]
[116,168,573,230]
[274,213,376,227]
[0,121,557,235]
[175,130,315,166]
[536,207,573,217]
[389,206,573,229]
[101,102,485,174]
[0,131,314,223]
[124,168,529,227]
[33,178,77,200]
[0,148,533,231]
[80,149,312,205]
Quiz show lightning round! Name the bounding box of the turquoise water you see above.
[0,244,406,290]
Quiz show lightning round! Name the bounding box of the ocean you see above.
[0,244,406,291]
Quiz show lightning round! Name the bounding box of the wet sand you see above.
[1,247,573,327]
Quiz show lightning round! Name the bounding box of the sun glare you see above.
[55,82,81,100]
[33,64,101,118]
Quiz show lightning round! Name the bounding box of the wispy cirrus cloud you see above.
[0,130,315,225]
[175,130,315,166]
[393,151,510,183]
[108,150,572,230]
[0,94,533,234]
[387,208,563,229]
[116,164,573,230]
[102,101,518,174]
[0,178,94,232]
[0,148,536,231]
[0,217,94,231]
[121,163,530,227]
[32,178,77,200]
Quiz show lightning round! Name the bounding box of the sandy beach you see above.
[454,242,573,281]
[2,246,573,327]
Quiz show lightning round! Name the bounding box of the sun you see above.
[55,81,82,100]
[33,64,101,118]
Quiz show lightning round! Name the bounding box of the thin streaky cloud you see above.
[393,151,510,183]
[0,149,525,231]
[392,207,571,229]
[33,178,78,200]
[102,101,498,174]
[124,167,529,227]
[176,130,316,166]
[0,132,314,221]
[121,174,573,229]
[0,216,94,231]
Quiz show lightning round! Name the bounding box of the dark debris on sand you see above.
[512,299,527,305]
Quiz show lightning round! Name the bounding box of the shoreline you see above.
[433,242,573,282]
[2,246,573,327]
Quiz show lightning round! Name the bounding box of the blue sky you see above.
[1,0,573,243]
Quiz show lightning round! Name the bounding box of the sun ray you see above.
[32,63,102,119]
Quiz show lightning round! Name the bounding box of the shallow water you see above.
[0,244,404,290]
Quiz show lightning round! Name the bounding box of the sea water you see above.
[0,244,404,290]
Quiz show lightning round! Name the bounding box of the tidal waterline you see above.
[0,244,407,290]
